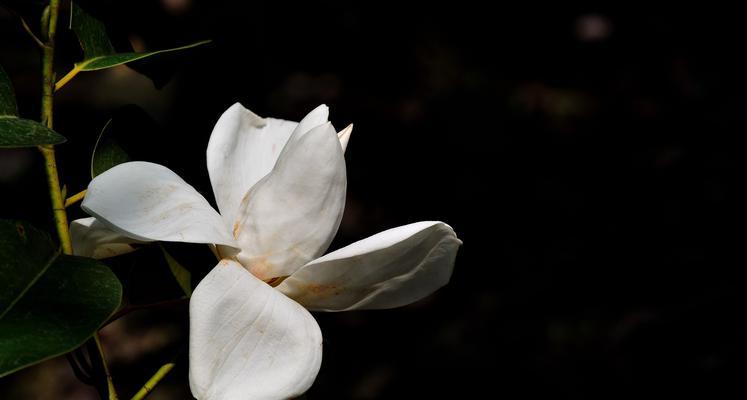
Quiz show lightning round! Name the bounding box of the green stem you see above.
[37,2,117,399]
[64,189,87,208]
[20,15,47,49]
[55,64,82,91]
[39,147,72,253]
[94,333,118,400]
[38,0,72,255]
[130,363,175,400]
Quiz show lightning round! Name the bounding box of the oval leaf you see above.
[0,118,67,148]
[68,3,210,73]
[1,64,66,147]
[0,255,122,377]
[91,119,130,178]
[0,220,58,318]
[77,40,211,72]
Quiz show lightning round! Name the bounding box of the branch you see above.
[64,189,87,208]
[130,363,175,400]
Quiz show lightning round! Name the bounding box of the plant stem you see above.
[130,363,175,400]
[20,16,47,49]
[3,5,48,49]
[55,65,82,91]
[40,2,56,125]
[94,333,118,400]
[38,0,72,255]
[64,189,87,208]
[37,2,117,399]
[39,147,73,253]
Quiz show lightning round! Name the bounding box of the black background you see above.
[2,1,747,398]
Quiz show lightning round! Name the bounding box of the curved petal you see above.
[189,259,322,400]
[206,103,329,228]
[70,217,144,259]
[82,161,237,248]
[277,221,462,311]
[292,104,330,141]
[338,124,353,152]
[233,122,347,280]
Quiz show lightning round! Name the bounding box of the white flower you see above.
[70,104,462,400]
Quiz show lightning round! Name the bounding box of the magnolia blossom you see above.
[70,104,461,399]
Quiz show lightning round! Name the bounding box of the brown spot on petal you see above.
[232,220,242,238]
[304,283,342,298]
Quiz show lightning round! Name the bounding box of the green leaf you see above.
[0,221,59,319]
[0,118,67,148]
[0,219,122,377]
[161,246,192,297]
[0,64,18,117]
[69,2,115,60]
[0,63,67,148]
[91,118,130,178]
[68,3,210,73]
[76,40,212,72]
[0,255,122,378]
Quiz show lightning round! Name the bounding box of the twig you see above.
[64,189,87,208]
[38,0,73,254]
[94,333,118,400]
[20,15,48,49]
[130,363,175,400]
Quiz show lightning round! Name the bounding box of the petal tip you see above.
[338,124,353,138]
[438,223,462,247]
[337,124,353,152]
[221,102,266,128]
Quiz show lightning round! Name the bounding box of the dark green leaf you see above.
[69,3,209,72]
[0,219,122,377]
[0,64,18,117]
[77,41,211,72]
[0,118,67,148]
[91,119,130,178]
[0,255,122,378]
[69,2,115,60]
[0,221,58,319]
[161,246,192,297]
[1,63,66,148]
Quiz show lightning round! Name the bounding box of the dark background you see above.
[2,1,747,398]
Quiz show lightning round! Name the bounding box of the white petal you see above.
[292,104,329,140]
[277,221,462,311]
[232,122,347,280]
[82,161,237,248]
[337,124,353,152]
[189,259,322,400]
[70,217,143,259]
[206,104,329,228]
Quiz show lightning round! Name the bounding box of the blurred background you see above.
[2,1,747,398]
